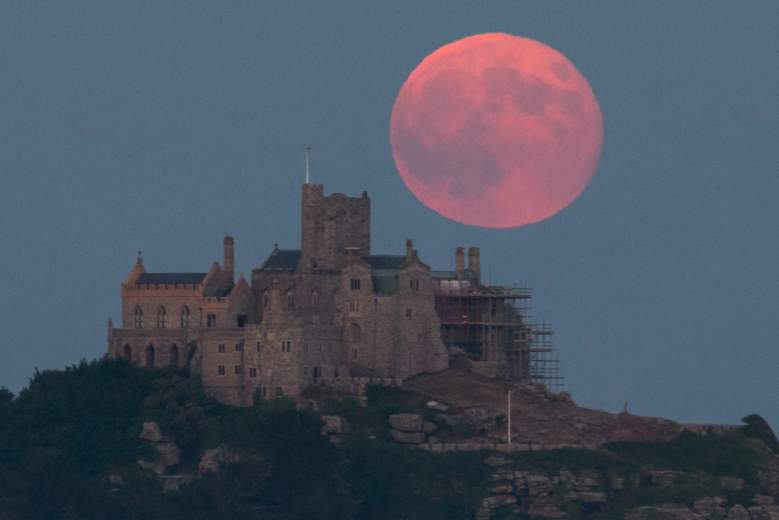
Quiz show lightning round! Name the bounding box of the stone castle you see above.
[108,183,558,405]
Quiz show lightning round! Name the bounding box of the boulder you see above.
[749,507,772,520]
[321,415,350,435]
[726,505,750,520]
[140,421,163,442]
[390,429,425,444]
[388,413,423,432]
[156,441,180,468]
[426,400,449,412]
[199,445,243,474]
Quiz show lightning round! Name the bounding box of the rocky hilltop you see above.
[0,359,777,520]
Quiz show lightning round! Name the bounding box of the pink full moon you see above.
[390,33,603,228]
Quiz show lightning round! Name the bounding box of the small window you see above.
[405,308,412,319]
[235,343,243,352]
[256,342,262,353]
[207,314,217,328]
[261,386,267,397]
[311,290,320,309]
[263,291,270,308]
[348,300,360,314]
[351,348,358,360]
[275,387,283,397]
[350,278,361,290]
[281,340,292,353]
[133,306,144,329]
[218,343,226,353]
[234,365,241,375]
[249,367,257,378]
[286,290,295,309]
[312,366,321,379]
[217,365,225,376]
[409,279,420,290]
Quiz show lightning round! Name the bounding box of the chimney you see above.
[405,239,414,261]
[455,247,465,274]
[468,247,480,281]
[223,236,235,282]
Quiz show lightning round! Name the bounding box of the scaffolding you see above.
[434,284,564,392]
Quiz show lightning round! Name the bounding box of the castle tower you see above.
[300,184,370,271]
[223,236,235,282]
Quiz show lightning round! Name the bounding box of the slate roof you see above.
[362,255,406,270]
[136,273,206,285]
[260,249,301,270]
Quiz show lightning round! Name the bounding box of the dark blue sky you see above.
[1,2,776,429]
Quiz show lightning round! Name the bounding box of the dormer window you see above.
[180,306,190,328]
[156,306,167,328]
[350,278,361,290]
[133,306,143,329]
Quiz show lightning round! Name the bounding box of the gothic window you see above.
[312,366,321,380]
[249,367,257,378]
[218,365,225,376]
[256,342,262,353]
[156,306,167,328]
[281,340,292,353]
[145,344,156,368]
[207,314,216,328]
[123,344,132,360]
[409,279,420,290]
[218,343,226,353]
[180,306,190,328]
[350,323,362,343]
[133,306,143,329]
[348,300,360,315]
[263,291,270,309]
[405,307,413,319]
[286,290,295,309]
[235,342,243,352]
[350,278,361,290]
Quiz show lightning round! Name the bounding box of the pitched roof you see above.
[136,273,206,285]
[260,249,301,271]
[362,255,406,270]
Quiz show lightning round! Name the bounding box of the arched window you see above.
[156,306,167,328]
[133,306,143,329]
[169,344,179,368]
[123,344,132,361]
[180,306,190,328]
[145,344,156,368]
[263,291,270,309]
[286,290,295,309]
[350,323,362,343]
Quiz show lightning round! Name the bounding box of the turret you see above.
[468,247,481,284]
[223,236,235,282]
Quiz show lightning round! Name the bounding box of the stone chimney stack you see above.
[455,247,465,274]
[468,247,480,282]
[406,239,414,261]
[223,236,235,282]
